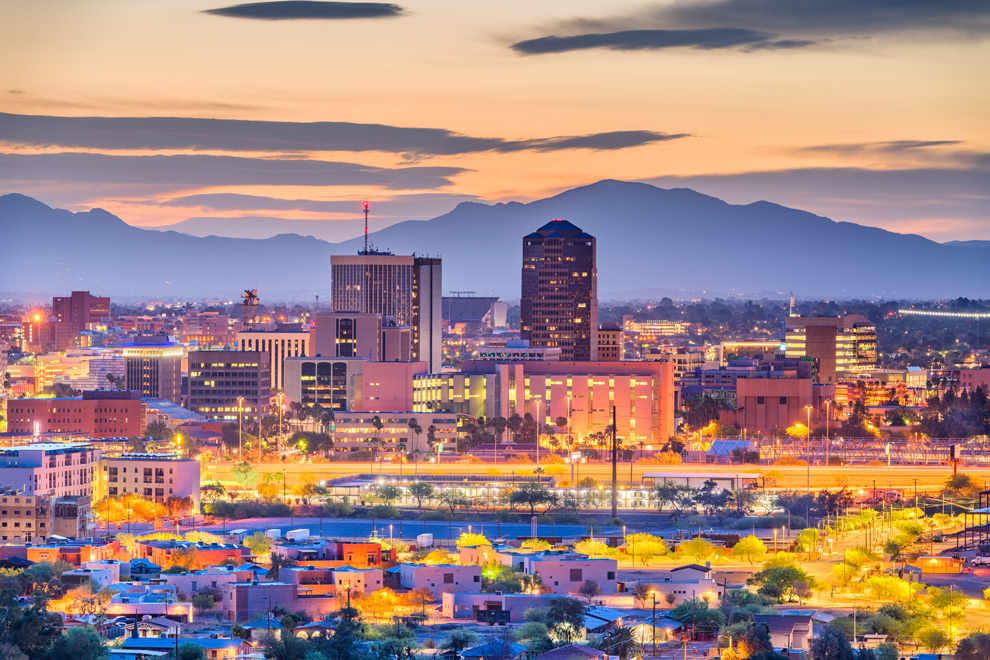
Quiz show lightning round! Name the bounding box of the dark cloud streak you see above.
[0,153,464,190]
[0,113,688,155]
[512,28,782,55]
[204,1,402,20]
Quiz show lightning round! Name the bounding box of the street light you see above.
[804,405,813,492]
[238,396,245,460]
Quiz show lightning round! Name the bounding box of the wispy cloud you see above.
[511,0,990,57]
[512,28,795,55]
[204,1,403,20]
[0,152,464,190]
[0,113,688,156]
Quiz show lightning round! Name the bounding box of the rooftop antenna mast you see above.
[363,200,370,254]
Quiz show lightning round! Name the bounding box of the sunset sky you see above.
[2,0,988,242]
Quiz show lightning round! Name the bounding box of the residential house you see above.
[752,615,815,652]
[442,592,558,620]
[119,637,251,660]
[134,616,183,638]
[461,639,527,660]
[519,553,618,595]
[106,585,193,622]
[331,566,384,595]
[535,644,608,660]
[399,563,482,595]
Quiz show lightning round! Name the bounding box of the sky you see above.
[1,0,989,243]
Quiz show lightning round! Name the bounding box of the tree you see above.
[407,482,434,509]
[0,593,63,659]
[809,626,854,660]
[747,559,813,603]
[956,633,990,660]
[546,597,586,644]
[170,546,202,571]
[508,481,558,516]
[172,645,207,660]
[916,627,952,654]
[876,643,899,660]
[521,539,552,551]
[231,462,259,490]
[312,607,364,660]
[443,630,478,653]
[578,579,601,603]
[373,484,401,506]
[201,482,226,505]
[678,537,716,563]
[630,582,654,607]
[732,535,768,565]
[243,532,272,558]
[437,489,466,517]
[50,625,108,660]
[456,532,491,551]
[261,631,312,660]
[267,554,297,581]
[145,420,174,441]
[624,533,668,565]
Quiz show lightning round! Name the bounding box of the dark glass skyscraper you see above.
[521,219,598,361]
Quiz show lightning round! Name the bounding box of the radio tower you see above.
[362,200,369,254]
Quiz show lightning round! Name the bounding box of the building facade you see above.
[521,220,598,362]
[95,454,202,510]
[114,335,183,403]
[330,254,442,372]
[785,315,878,384]
[5,390,143,438]
[237,330,311,391]
[283,356,364,411]
[187,351,271,421]
[52,291,110,351]
[597,324,625,361]
[0,443,101,498]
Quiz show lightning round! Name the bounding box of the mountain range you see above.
[1,180,988,301]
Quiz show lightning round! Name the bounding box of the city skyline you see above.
[2,0,988,243]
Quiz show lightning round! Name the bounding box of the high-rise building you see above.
[113,334,183,403]
[311,312,412,362]
[597,323,625,361]
[187,351,271,421]
[236,329,310,391]
[785,315,878,384]
[52,291,111,351]
[330,254,441,372]
[521,220,598,362]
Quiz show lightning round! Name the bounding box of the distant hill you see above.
[157,216,363,243]
[1,181,987,300]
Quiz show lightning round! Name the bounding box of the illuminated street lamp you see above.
[237,396,245,460]
[804,405,813,492]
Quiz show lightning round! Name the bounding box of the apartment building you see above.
[94,453,202,510]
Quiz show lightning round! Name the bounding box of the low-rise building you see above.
[635,563,723,606]
[331,566,383,595]
[95,453,202,510]
[281,566,336,596]
[119,637,250,660]
[0,442,101,499]
[752,614,815,651]
[134,540,247,569]
[511,551,618,595]
[325,540,384,567]
[441,592,558,620]
[399,563,482,595]
[106,585,193,622]
[160,565,258,595]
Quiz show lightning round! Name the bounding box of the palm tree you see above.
[427,425,438,460]
[371,415,384,474]
[320,408,335,456]
[408,419,422,472]
[507,413,523,443]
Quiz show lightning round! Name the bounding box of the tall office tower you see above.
[115,334,183,402]
[785,315,878,384]
[311,312,412,362]
[236,329,310,391]
[187,351,271,421]
[330,254,441,372]
[52,291,110,350]
[521,220,598,362]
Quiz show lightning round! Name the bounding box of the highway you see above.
[204,460,984,492]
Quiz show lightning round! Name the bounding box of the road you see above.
[205,460,980,491]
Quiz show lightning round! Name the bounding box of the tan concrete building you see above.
[237,329,311,390]
[95,453,202,511]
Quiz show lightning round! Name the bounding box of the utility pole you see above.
[611,405,618,520]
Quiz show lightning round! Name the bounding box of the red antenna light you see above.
[362,201,370,254]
